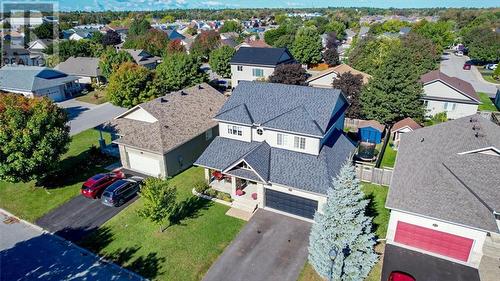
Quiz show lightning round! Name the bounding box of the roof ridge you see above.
[222,141,268,174]
[262,105,323,134]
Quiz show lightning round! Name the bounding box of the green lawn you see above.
[298,183,389,281]
[75,90,108,105]
[478,68,499,85]
[79,167,246,281]
[0,129,112,222]
[478,92,499,112]
[380,141,397,168]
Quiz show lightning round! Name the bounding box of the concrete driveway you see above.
[36,195,137,242]
[0,210,143,281]
[203,210,311,281]
[57,99,127,135]
[440,52,498,98]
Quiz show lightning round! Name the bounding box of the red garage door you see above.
[394,221,473,262]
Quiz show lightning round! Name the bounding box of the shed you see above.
[358,120,384,144]
[391,117,422,148]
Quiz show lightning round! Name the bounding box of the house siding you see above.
[424,99,478,119]
[230,64,275,87]
[386,210,487,268]
[308,72,339,88]
[119,145,167,178]
[164,126,219,177]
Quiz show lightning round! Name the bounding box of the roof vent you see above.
[164,125,169,129]
[160,97,168,103]
[472,124,481,131]
[420,137,425,142]
[475,132,486,138]
[181,91,188,96]
[198,85,203,90]
[470,117,478,123]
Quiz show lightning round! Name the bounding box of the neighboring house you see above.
[221,38,238,48]
[27,39,52,53]
[421,70,480,119]
[399,26,412,36]
[69,28,99,41]
[165,29,185,41]
[230,47,295,87]
[307,64,372,88]
[220,32,239,40]
[123,49,161,70]
[345,28,357,43]
[359,26,370,38]
[358,120,385,144]
[99,83,226,177]
[194,81,354,220]
[0,65,81,101]
[320,33,328,48]
[7,17,43,28]
[235,38,271,50]
[1,45,36,66]
[382,116,500,281]
[3,30,24,46]
[390,117,422,149]
[56,57,104,85]
[104,26,128,41]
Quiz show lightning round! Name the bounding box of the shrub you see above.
[194,180,210,194]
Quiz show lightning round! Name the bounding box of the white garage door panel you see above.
[128,152,161,176]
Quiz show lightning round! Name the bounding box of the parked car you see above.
[455,51,463,56]
[485,63,498,70]
[81,171,124,199]
[388,271,415,281]
[463,63,472,70]
[101,178,142,207]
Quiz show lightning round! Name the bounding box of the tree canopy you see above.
[323,48,340,67]
[137,177,177,232]
[123,29,169,57]
[209,46,236,78]
[105,62,157,108]
[360,47,425,124]
[0,94,70,183]
[102,30,122,46]
[332,72,365,119]
[190,30,221,59]
[99,49,134,78]
[154,53,208,92]
[463,26,500,62]
[349,37,400,74]
[128,17,151,36]
[219,20,242,33]
[291,26,323,65]
[412,20,455,51]
[269,64,308,85]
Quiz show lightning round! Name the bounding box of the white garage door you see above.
[47,91,65,102]
[128,151,162,176]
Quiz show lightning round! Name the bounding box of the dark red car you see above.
[81,171,124,199]
[463,63,472,70]
[388,271,415,281]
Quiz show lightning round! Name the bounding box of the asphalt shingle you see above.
[230,47,294,66]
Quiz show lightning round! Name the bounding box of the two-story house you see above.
[195,81,355,220]
[229,47,295,88]
[421,70,480,120]
[382,115,500,281]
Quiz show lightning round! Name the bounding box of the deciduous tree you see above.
[209,46,235,78]
[269,64,308,85]
[99,49,134,78]
[0,95,70,183]
[128,17,151,36]
[102,30,122,46]
[464,26,500,62]
[105,62,157,108]
[190,30,220,59]
[332,72,364,119]
[309,160,378,280]
[219,20,242,33]
[291,26,323,65]
[154,53,207,92]
[167,39,186,54]
[137,178,177,232]
[323,48,340,67]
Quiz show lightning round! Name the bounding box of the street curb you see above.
[0,208,146,280]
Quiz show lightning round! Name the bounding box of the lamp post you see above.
[328,246,339,281]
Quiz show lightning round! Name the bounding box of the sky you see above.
[52,0,500,11]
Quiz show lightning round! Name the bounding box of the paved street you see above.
[0,210,143,281]
[36,195,137,242]
[203,210,311,281]
[57,99,127,135]
[440,52,498,98]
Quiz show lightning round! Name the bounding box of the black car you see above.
[101,178,141,207]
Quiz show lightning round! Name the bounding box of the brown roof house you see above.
[99,83,226,177]
[307,64,372,88]
[391,117,422,149]
[421,70,480,120]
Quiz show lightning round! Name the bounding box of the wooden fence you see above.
[344,118,362,131]
[355,162,393,186]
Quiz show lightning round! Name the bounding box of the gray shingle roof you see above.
[215,81,346,136]
[56,57,101,77]
[101,83,226,154]
[122,49,160,66]
[0,65,78,92]
[195,129,355,195]
[230,47,295,66]
[386,115,500,233]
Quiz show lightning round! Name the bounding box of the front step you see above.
[231,200,257,213]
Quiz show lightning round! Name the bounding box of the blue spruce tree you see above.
[308,159,378,280]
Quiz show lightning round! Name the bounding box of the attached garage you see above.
[265,189,318,219]
[127,150,162,177]
[394,221,474,262]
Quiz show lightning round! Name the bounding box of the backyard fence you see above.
[344,118,363,130]
[355,162,393,186]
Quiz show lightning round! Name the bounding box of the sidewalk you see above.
[0,209,144,281]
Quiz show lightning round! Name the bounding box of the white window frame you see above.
[237,65,243,71]
[294,136,306,150]
[252,68,264,77]
[228,125,242,136]
[277,133,288,146]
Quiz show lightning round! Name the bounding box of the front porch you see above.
[204,169,261,212]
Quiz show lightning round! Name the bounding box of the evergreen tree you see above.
[360,47,425,124]
[308,160,377,281]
